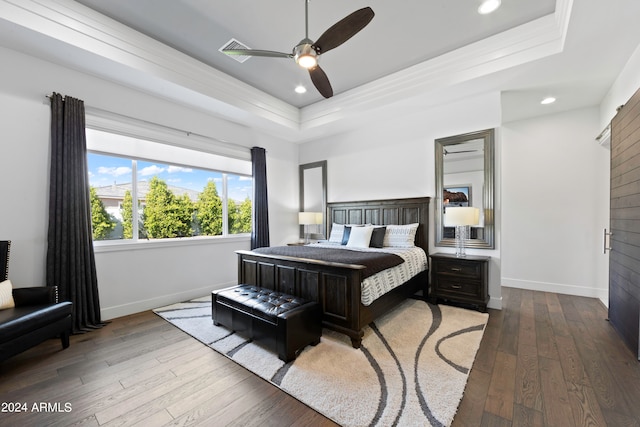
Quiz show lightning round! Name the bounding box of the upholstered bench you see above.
[212,284,322,362]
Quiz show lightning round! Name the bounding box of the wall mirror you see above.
[299,161,327,240]
[435,129,494,249]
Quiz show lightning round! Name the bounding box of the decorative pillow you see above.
[369,226,387,248]
[347,226,375,248]
[328,223,345,243]
[330,224,366,245]
[0,279,15,310]
[341,226,353,245]
[383,223,419,247]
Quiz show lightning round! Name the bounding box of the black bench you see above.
[212,284,322,362]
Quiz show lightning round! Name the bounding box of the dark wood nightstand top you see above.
[429,253,491,262]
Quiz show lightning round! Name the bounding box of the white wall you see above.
[0,47,299,319]
[299,92,504,309]
[501,107,610,303]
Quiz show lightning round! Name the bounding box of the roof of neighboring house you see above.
[94,181,201,202]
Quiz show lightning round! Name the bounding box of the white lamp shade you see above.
[299,212,321,225]
[444,207,480,226]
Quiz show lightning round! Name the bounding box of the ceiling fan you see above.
[222,1,374,99]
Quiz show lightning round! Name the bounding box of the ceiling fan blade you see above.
[309,66,333,98]
[222,49,292,59]
[313,7,374,54]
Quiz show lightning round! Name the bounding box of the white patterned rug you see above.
[154,296,488,427]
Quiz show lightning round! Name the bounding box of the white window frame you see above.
[85,111,253,252]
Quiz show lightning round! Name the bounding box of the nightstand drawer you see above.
[429,253,490,312]
[436,278,482,298]
[434,259,482,278]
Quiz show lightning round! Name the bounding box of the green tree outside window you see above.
[195,180,223,235]
[144,176,194,238]
[90,186,115,240]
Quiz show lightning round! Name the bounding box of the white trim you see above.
[502,277,608,301]
[0,0,299,129]
[85,108,251,162]
[487,295,503,310]
[1,0,573,136]
[301,10,571,130]
[93,234,250,253]
[100,280,236,320]
[86,128,252,177]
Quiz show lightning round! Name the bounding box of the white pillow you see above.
[383,223,419,247]
[0,279,15,310]
[328,223,368,243]
[347,226,374,248]
[328,223,345,243]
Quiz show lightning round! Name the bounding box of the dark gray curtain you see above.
[47,93,104,333]
[251,146,270,249]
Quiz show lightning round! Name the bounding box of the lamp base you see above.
[455,225,468,258]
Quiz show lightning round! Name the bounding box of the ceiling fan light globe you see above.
[297,54,317,69]
[294,43,318,69]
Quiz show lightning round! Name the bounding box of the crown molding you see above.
[0,0,573,138]
[301,2,573,130]
[0,0,300,130]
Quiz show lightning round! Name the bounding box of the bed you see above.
[236,197,430,348]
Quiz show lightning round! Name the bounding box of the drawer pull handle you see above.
[451,284,462,289]
[450,267,462,272]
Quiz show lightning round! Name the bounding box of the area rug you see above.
[154,296,488,427]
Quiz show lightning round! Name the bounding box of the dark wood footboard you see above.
[236,250,428,348]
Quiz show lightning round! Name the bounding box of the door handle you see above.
[604,228,613,253]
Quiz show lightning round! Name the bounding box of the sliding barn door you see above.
[609,87,640,360]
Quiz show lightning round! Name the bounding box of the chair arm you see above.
[12,286,59,306]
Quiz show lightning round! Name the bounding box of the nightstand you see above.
[429,253,490,312]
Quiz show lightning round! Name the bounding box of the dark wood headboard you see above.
[327,197,431,255]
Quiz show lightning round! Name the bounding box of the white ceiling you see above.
[73,0,557,107]
[2,0,640,142]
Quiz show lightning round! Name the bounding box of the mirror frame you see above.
[435,129,495,249]
[299,160,327,240]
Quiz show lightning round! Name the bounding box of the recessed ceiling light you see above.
[541,97,556,105]
[478,0,501,15]
[295,85,307,94]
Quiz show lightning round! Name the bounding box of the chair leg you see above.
[60,331,70,349]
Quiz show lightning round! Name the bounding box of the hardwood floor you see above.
[1,287,639,426]
[453,287,640,427]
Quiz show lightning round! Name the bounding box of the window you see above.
[86,128,252,243]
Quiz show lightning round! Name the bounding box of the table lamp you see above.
[298,212,322,243]
[444,207,480,257]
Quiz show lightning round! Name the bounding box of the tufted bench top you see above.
[215,284,310,323]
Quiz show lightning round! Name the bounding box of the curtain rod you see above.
[43,94,252,156]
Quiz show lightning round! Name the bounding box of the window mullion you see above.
[132,159,139,241]
[222,173,229,235]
